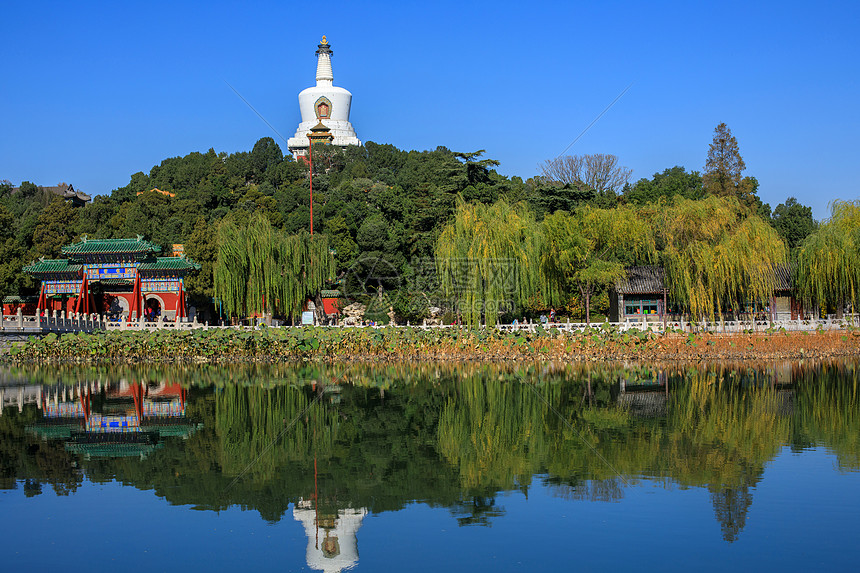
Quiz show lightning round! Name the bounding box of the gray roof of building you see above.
[616,266,665,294]
[616,264,795,295]
[771,263,794,291]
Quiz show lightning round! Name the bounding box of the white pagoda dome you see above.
[288,36,361,157]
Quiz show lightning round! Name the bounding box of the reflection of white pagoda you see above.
[293,500,367,573]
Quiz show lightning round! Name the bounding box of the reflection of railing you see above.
[0,384,42,414]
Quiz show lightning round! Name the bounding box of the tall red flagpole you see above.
[309,141,314,235]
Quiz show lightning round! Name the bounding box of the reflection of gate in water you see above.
[25,380,196,458]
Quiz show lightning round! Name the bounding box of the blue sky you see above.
[1,0,857,219]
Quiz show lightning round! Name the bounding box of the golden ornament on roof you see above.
[321,35,328,44]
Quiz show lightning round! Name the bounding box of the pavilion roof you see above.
[616,266,665,294]
[616,264,795,295]
[770,263,794,291]
[62,236,162,259]
[22,258,83,275]
[138,257,201,272]
[22,256,200,277]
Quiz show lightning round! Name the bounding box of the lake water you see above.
[1,360,858,572]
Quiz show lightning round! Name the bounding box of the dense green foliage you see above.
[541,206,655,323]
[1,123,847,322]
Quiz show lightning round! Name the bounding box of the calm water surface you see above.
[1,361,858,571]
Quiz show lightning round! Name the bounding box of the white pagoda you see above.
[288,36,361,158]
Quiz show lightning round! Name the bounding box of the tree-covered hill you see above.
[1,127,824,323]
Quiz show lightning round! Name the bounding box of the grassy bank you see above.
[3,325,860,363]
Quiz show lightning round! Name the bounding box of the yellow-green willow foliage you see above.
[793,362,860,470]
[666,367,790,486]
[542,206,655,323]
[795,200,860,314]
[435,198,542,326]
[215,385,338,481]
[656,196,786,321]
[214,214,335,319]
[436,374,551,490]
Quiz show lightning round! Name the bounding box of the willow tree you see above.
[435,198,542,326]
[214,214,334,320]
[541,206,655,323]
[656,195,786,322]
[795,200,860,319]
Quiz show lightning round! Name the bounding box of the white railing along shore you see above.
[1,308,858,335]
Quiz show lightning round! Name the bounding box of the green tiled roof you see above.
[320,290,342,298]
[65,442,163,458]
[22,259,83,274]
[138,257,201,272]
[62,236,162,258]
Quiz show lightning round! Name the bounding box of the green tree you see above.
[0,204,33,298]
[184,216,218,300]
[623,166,704,205]
[213,213,335,320]
[526,182,596,218]
[703,123,758,209]
[323,215,358,268]
[453,149,500,187]
[541,206,655,323]
[31,197,80,258]
[772,197,817,253]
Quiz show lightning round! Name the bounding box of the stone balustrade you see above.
[0,309,201,333]
[1,309,857,335]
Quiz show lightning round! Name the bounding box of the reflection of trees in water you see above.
[452,495,505,526]
[710,485,754,543]
[215,384,338,481]
[548,479,624,503]
[792,362,859,470]
[0,405,82,496]
[2,359,859,541]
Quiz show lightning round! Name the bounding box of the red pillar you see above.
[129,272,142,319]
[131,382,143,421]
[175,280,186,319]
[36,284,46,315]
